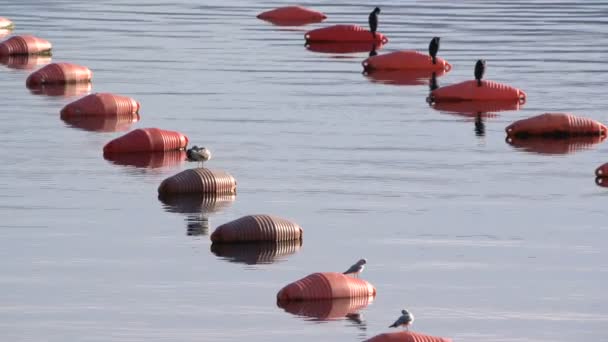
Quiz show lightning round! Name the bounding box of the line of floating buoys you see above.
[157,167,237,195]
[0,35,52,56]
[211,240,302,265]
[0,54,51,70]
[28,82,92,97]
[60,93,140,118]
[210,215,302,243]
[306,41,386,54]
[305,25,388,43]
[507,135,606,155]
[62,113,140,133]
[26,62,92,87]
[362,51,451,72]
[364,331,452,342]
[103,128,188,154]
[277,296,374,320]
[364,68,448,87]
[0,17,13,29]
[257,6,327,26]
[277,272,376,301]
[431,99,523,117]
[429,79,526,102]
[505,113,608,138]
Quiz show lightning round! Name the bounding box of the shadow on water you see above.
[104,150,186,169]
[62,113,140,132]
[0,54,51,70]
[210,240,302,265]
[506,135,607,155]
[159,193,236,236]
[28,82,92,97]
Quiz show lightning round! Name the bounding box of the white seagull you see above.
[186,146,211,167]
[389,309,414,330]
[343,258,367,278]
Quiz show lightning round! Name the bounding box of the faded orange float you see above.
[278,296,374,320]
[431,99,523,118]
[306,41,385,54]
[277,272,376,301]
[63,113,140,132]
[595,163,608,177]
[362,51,451,71]
[305,25,388,43]
[507,135,606,155]
[506,113,607,137]
[103,128,188,154]
[26,62,92,87]
[429,80,526,102]
[0,54,51,69]
[28,82,92,97]
[157,168,237,195]
[0,35,52,56]
[365,68,448,86]
[211,215,302,243]
[61,93,140,118]
[365,331,452,342]
[257,6,326,26]
[0,17,13,29]
[211,240,302,265]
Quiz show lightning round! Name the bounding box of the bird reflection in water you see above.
[158,193,235,237]
[474,113,485,137]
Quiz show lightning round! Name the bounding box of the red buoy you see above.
[507,135,606,155]
[103,128,188,154]
[0,35,52,56]
[0,54,51,70]
[430,80,526,102]
[60,93,140,118]
[365,68,448,87]
[506,113,607,137]
[277,272,376,301]
[26,62,92,87]
[158,168,237,195]
[365,331,452,342]
[596,163,608,177]
[306,41,386,54]
[363,51,451,71]
[211,215,302,243]
[63,113,140,133]
[257,6,326,26]
[278,296,374,320]
[305,25,388,43]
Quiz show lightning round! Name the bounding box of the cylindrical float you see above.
[306,41,386,54]
[429,80,526,102]
[103,128,188,154]
[364,331,452,342]
[505,113,608,137]
[28,82,92,97]
[211,240,302,265]
[0,35,52,56]
[257,6,326,26]
[0,54,51,69]
[60,93,140,118]
[507,135,606,155]
[0,17,13,29]
[305,25,388,43]
[157,168,237,195]
[26,62,92,87]
[63,113,140,133]
[277,272,376,301]
[362,51,451,71]
[277,296,374,320]
[364,68,448,87]
[595,163,608,177]
[210,215,302,243]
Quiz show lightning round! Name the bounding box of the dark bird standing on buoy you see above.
[389,309,415,329]
[368,7,381,39]
[475,59,486,87]
[428,37,440,64]
[186,145,211,167]
[343,258,367,278]
[429,72,439,91]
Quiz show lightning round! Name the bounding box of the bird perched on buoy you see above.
[389,309,415,329]
[343,258,367,278]
[475,59,486,87]
[428,37,440,64]
[186,145,211,167]
[368,7,381,39]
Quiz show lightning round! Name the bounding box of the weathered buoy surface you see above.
[507,135,605,155]
[0,35,51,56]
[210,215,301,243]
[26,62,92,87]
[63,113,139,133]
[365,331,452,342]
[158,168,237,195]
[258,6,326,26]
[306,41,386,54]
[365,68,448,87]
[277,272,376,301]
[0,54,51,69]
[28,82,92,97]
[595,163,608,177]
[431,99,523,117]
[277,296,374,320]
[211,240,302,265]
[430,80,526,102]
[506,113,607,138]
[103,128,188,154]
[0,17,13,29]
[362,51,451,71]
[305,25,388,43]
[61,93,140,118]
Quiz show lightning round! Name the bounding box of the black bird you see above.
[368,7,381,39]
[474,59,486,87]
[428,37,440,64]
[186,145,211,167]
[429,72,439,91]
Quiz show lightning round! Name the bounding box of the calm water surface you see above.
[1,1,607,341]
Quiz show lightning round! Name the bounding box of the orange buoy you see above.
[0,35,52,56]
[63,113,139,132]
[507,135,606,155]
[506,113,608,138]
[28,82,92,97]
[103,128,188,154]
[257,6,326,26]
[26,62,92,87]
[429,80,526,102]
[157,168,237,195]
[0,54,51,69]
[306,41,386,54]
[211,240,302,265]
[210,215,302,243]
[305,25,388,43]
[278,296,374,320]
[60,93,140,118]
[159,192,235,215]
[365,331,452,342]
[595,163,608,177]
[362,51,451,71]
[0,17,13,29]
[431,98,523,117]
[277,272,376,301]
[364,68,448,86]
[596,177,608,188]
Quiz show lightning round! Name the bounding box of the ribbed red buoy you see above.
[362,51,451,71]
[431,99,523,117]
[305,25,388,43]
[26,62,92,87]
[60,93,140,118]
[365,331,452,342]
[0,54,51,69]
[595,163,608,177]
[0,35,52,56]
[430,80,526,102]
[63,113,139,132]
[210,215,302,243]
[306,41,386,54]
[257,6,326,26]
[365,68,448,87]
[507,135,606,155]
[278,296,374,320]
[157,168,237,195]
[211,240,302,265]
[28,82,92,97]
[0,17,13,29]
[506,113,608,137]
[103,128,188,154]
[277,272,376,301]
